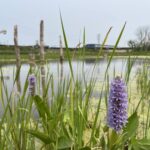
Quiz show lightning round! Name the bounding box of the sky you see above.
[0,0,150,47]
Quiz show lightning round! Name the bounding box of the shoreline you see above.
[0,55,150,63]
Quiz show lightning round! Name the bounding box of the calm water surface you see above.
[0,58,148,93]
[0,58,149,116]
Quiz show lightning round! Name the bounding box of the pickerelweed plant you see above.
[28,74,36,96]
[107,76,128,133]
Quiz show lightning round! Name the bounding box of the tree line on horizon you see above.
[128,26,150,51]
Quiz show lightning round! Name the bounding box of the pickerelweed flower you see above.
[28,74,36,96]
[107,76,128,132]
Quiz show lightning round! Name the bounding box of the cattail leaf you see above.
[105,22,126,78]
[60,12,74,81]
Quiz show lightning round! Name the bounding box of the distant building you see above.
[85,44,100,49]
[85,44,114,50]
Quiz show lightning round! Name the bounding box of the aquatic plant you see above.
[107,76,128,132]
[28,74,36,96]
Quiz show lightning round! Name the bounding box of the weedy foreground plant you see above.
[0,19,150,150]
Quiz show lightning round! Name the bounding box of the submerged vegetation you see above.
[0,20,150,150]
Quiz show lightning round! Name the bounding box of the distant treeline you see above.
[0,44,130,54]
[128,26,150,51]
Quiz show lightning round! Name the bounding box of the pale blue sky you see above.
[0,0,150,46]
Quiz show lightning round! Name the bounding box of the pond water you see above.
[0,57,149,96]
[0,57,149,117]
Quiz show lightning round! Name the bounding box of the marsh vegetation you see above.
[0,21,150,150]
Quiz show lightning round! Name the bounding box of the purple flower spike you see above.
[107,76,128,132]
[28,74,36,96]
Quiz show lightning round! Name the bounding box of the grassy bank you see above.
[0,48,150,62]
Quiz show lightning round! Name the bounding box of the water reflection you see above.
[40,64,46,97]
[16,59,21,93]
[0,58,149,97]
[59,61,64,83]
[16,67,21,93]
[29,53,36,72]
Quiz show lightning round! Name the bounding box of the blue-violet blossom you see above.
[28,74,36,96]
[107,76,128,132]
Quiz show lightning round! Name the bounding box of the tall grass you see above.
[0,20,150,150]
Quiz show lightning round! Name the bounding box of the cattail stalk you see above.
[41,65,46,97]
[59,35,64,64]
[14,25,21,92]
[40,20,45,61]
[14,25,21,68]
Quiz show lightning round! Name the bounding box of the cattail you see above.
[107,76,128,132]
[28,74,36,96]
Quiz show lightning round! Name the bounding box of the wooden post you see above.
[14,25,21,68]
[59,35,64,64]
[40,20,45,61]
